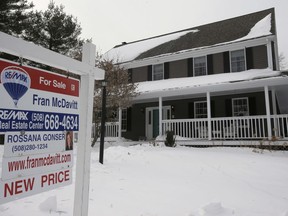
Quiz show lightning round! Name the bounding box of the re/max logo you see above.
[0,110,28,120]
[4,70,28,83]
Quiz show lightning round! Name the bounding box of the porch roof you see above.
[133,69,287,103]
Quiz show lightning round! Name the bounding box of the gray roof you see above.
[113,8,275,62]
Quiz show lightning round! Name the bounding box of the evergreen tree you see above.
[0,0,34,36]
[23,1,83,58]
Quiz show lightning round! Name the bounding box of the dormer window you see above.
[231,49,246,72]
[153,63,164,80]
[194,56,207,76]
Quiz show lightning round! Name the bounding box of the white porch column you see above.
[118,108,122,138]
[264,86,272,140]
[272,89,278,137]
[159,97,163,136]
[206,92,212,140]
[266,39,273,70]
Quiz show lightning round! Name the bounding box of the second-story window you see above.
[153,63,164,80]
[194,56,207,76]
[231,49,246,72]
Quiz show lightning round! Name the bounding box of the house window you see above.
[231,49,246,72]
[194,101,207,118]
[121,109,127,131]
[232,97,249,116]
[194,56,207,76]
[153,64,164,80]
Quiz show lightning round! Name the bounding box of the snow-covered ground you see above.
[1,142,288,216]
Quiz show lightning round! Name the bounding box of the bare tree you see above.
[91,58,139,147]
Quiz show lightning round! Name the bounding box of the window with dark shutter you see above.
[207,55,214,75]
[187,58,193,77]
[147,65,152,81]
[164,62,169,79]
[245,48,254,70]
[223,52,230,73]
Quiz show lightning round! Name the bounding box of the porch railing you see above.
[92,122,119,138]
[162,115,288,140]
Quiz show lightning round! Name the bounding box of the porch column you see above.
[264,86,272,140]
[159,96,163,136]
[206,92,212,140]
[272,89,278,137]
[118,107,122,138]
[266,39,273,70]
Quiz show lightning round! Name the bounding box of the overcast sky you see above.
[33,0,288,65]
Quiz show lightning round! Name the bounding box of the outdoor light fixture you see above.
[99,80,107,164]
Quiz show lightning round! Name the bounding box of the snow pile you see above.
[1,144,288,216]
[136,68,280,94]
[104,29,199,63]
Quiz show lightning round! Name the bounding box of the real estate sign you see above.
[0,59,79,204]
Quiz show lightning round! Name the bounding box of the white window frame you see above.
[232,97,249,116]
[152,63,164,81]
[230,49,246,72]
[193,56,207,76]
[194,101,207,118]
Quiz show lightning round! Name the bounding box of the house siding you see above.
[212,53,224,74]
[131,66,148,83]
[169,59,188,78]
[252,45,268,69]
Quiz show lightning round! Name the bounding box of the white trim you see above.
[230,49,246,72]
[194,100,207,118]
[0,32,104,79]
[193,55,207,76]
[264,86,272,140]
[207,92,212,141]
[266,39,273,69]
[122,36,276,69]
[152,63,164,81]
[232,97,249,117]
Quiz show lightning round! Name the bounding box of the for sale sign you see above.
[0,59,79,204]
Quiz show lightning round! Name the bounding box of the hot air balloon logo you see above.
[0,66,31,107]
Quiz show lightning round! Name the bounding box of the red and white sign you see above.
[0,59,79,204]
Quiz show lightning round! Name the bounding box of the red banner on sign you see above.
[0,59,79,97]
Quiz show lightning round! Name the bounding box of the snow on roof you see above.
[136,69,280,94]
[103,29,199,63]
[104,13,272,64]
[232,14,272,42]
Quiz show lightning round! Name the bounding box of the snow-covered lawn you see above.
[1,143,288,216]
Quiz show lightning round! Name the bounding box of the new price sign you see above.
[0,59,79,204]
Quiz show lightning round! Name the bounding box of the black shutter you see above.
[187,58,194,77]
[126,107,132,131]
[249,97,256,115]
[225,99,232,117]
[223,52,230,73]
[148,65,152,81]
[164,62,169,79]
[188,102,194,118]
[128,69,133,83]
[246,47,254,70]
[271,41,276,70]
[207,55,214,75]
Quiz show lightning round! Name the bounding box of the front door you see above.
[146,106,171,140]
